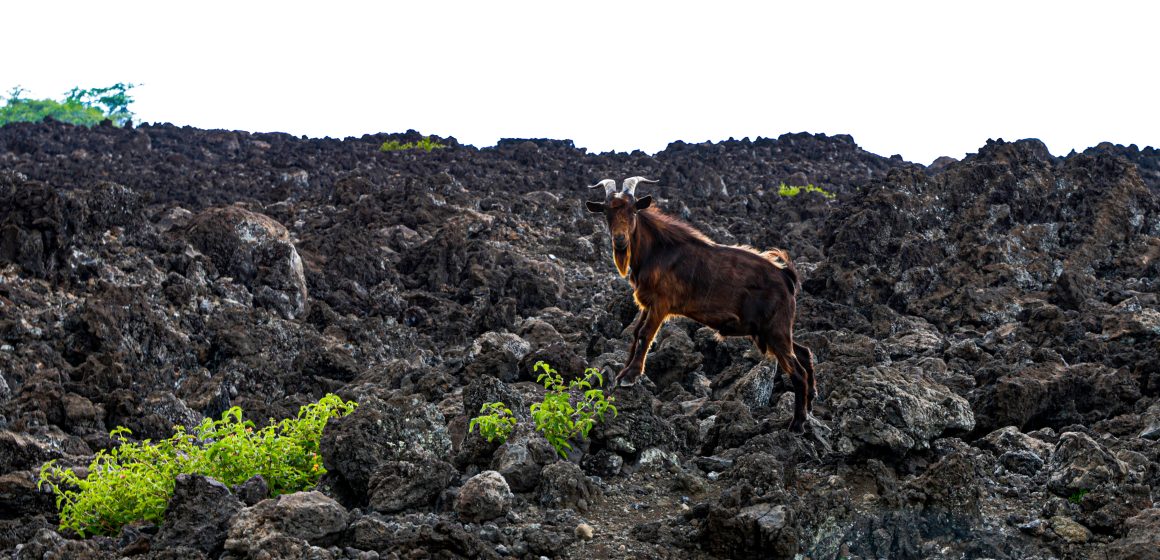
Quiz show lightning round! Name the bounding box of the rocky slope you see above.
[1,119,1158,559]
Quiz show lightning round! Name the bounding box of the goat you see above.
[585,177,817,432]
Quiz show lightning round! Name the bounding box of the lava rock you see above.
[154,474,242,556]
[183,205,309,320]
[321,392,452,505]
[827,365,974,453]
[538,461,603,512]
[367,454,457,513]
[232,475,269,506]
[1106,508,1160,560]
[455,470,515,522]
[717,363,777,411]
[464,331,531,382]
[1047,431,1128,497]
[224,491,349,555]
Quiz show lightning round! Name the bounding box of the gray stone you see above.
[184,205,308,320]
[718,363,777,410]
[367,455,457,513]
[1047,432,1128,497]
[538,462,602,512]
[490,429,557,492]
[464,332,531,383]
[232,475,269,506]
[455,470,515,522]
[225,491,349,555]
[827,365,974,453]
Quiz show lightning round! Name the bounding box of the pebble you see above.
[575,523,595,540]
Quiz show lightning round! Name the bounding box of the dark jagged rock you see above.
[224,491,349,556]
[537,461,603,513]
[320,392,452,506]
[367,455,457,513]
[154,474,241,556]
[183,205,309,320]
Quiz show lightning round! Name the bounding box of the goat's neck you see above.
[628,222,657,285]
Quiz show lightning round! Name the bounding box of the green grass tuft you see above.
[380,136,447,152]
[777,182,835,199]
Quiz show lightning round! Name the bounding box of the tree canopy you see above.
[0,83,136,127]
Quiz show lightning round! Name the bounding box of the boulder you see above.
[455,471,515,522]
[183,205,308,319]
[224,491,349,555]
[538,461,602,513]
[1047,431,1128,497]
[321,392,452,505]
[367,454,457,513]
[154,474,242,556]
[827,365,974,453]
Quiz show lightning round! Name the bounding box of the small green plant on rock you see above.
[380,136,446,152]
[38,394,357,537]
[1068,488,1090,505]
[777,182,835,199]
[469,361,617,459]
[468,402,517,443]
[531,361,617,458]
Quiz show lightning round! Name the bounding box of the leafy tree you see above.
[0,83,137,127]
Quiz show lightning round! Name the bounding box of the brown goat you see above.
[585,177,816,432]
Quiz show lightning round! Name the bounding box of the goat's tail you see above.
[763,248,800,296]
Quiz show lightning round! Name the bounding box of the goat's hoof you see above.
[788,418,806,434]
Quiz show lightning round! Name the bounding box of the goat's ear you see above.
[585,201,605,213]
[634,196,653,211]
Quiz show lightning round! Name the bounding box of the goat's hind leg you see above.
[768,336,808,433]
[793,341,816,411]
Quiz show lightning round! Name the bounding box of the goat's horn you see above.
[622,176,659,197]
[588,179,617,198]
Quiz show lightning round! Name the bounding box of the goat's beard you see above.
[613,246,630,277]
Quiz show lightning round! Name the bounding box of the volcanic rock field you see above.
[1,120,1158,559]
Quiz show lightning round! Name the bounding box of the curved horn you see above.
[588,179,617,198]
[621,176,659,197]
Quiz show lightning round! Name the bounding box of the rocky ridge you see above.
[1,120,1158,559]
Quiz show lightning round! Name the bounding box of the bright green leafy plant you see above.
[777,182,835,199]
[468,402,517,443]
[468,361,617,459]
[380,136,446,152]
[38,394,356,537]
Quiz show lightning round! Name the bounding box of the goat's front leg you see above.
[624,308,650,365]
[615,310,665,388]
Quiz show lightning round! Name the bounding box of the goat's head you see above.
[585,177,657,276]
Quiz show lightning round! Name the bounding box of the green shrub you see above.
[380,136,446,152]
[1,83,136,127]
[38,394,356,537]
[777,182,835,199]
[1068,488,1090,505]
[470,361,617,459]
[468,402,517,443]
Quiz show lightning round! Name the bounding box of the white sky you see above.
[3,1,1157,165]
